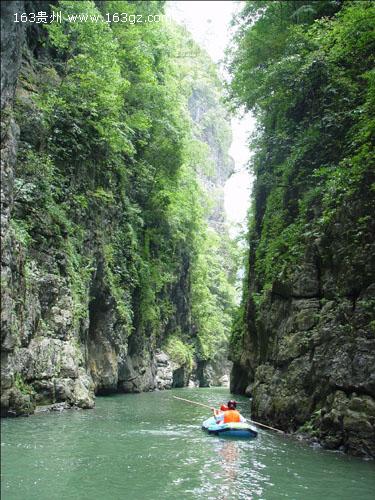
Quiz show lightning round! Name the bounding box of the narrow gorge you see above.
[1,0,374,463]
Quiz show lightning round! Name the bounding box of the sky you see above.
[166,1,255,234]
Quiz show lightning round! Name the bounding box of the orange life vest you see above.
[223,409,241,423]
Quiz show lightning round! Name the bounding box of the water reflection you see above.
[198,438,268,500]
[216,440,242,499]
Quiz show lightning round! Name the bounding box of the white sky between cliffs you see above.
[166,0,255,237]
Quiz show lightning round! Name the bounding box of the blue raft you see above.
[202,416,258,439]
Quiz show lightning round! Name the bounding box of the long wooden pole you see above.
[248,419,284,434]
[172,395,285,434]
[172,395,212,409]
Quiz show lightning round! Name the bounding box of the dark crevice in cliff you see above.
[88,262,110,332]
[87,260,118,396]
[347,290,361,312]
[334,385,374,399]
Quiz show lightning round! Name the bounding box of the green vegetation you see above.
[164,335,194,370]
[227,1,375,360]
[192,229,238,361]
[14,373,35,396]
[13,0,237,370]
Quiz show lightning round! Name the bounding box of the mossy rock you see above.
[1,387,36,417]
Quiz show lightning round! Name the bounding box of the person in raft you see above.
[210,400,246,424]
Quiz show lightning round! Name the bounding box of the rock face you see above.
[188,84,234,387]
[226,0,374,459]
[0,2,233,416]
[188,85,234,229]
[0,1,168,415]
[230,208,375,458]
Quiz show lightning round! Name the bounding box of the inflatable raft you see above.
[202,416,258,439]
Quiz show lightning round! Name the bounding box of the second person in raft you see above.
[210,400,246,424]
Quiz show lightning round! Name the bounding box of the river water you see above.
[1,388,374,499]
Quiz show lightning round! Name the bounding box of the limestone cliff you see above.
[0,1,234,416]
[228,0,375,459]
[230,142,375,458]
[231,234,375,457]
[188,83,234,387]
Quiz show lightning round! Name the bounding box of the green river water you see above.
[1,388,374,499]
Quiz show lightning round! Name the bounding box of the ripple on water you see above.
[2,388,375,500]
